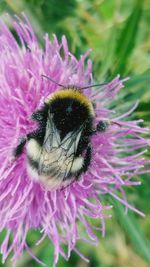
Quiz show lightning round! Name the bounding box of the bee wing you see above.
[38,113,83,183]
[59,128,83,178]
[42,113,61,151]
[38,113,61,175]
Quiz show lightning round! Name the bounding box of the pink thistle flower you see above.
[0,16,149,266]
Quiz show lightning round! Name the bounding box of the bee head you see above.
[46,88,94,138]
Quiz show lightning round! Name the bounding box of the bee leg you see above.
[31,110,45,122]
[82,144,92,173]
[27,128,45,145]
[31,106,48,125]
[14,137,27,157]
[14,127,44,158]
[75,144,92,181]
[96,120,109,132]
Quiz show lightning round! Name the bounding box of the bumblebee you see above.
[14,79,108,190]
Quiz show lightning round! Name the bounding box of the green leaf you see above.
[113,1,143,75]
[113,199,150,264]
[126,73,150,87]
[98,27,117,79]
[39,242,54,267]
[0,0,8,13]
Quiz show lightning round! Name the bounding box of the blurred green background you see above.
[0,0,150,266]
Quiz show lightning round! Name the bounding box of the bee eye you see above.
[66,106,72,113]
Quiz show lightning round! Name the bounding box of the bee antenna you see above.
[42,75,66,88]
[42,74,108,90]
[80,82,108,90]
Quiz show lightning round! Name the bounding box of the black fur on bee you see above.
[14,88,108,189]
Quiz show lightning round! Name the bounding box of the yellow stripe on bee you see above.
[45,88,95,116]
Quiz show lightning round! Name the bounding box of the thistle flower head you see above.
[0,16,149,266]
